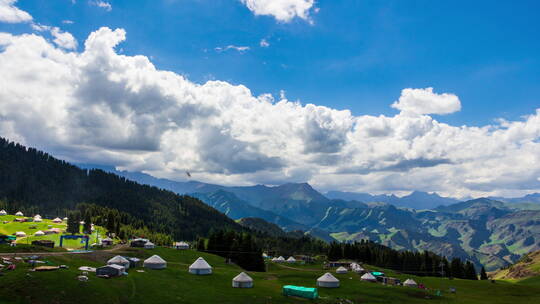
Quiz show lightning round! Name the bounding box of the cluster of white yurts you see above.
[0,210,68,223]
[266,255,421,289]
[100,254,255,288]
[270,256,296,263]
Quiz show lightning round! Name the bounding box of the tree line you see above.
[328,241,482,280]
[198,229,266,272]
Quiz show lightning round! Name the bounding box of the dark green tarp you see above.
[282,285,318,299]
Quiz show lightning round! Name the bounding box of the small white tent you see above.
[361,272,377,282]
[143,255,167,270]
[15,211,23,216]
[63,217,68,221]
[317,272,340,288]
[108,255,130,270]
[33,215,42,222]
[354,265,365,273]
[144,241,155,249]
[336,266,348,274]
[276,256,285,262]
[96,264,124,277]
[271,257,278,262]
[403,278,418,287]
[286,256,296,263]
[232,272,253,288]
[34,230,45,236]
[0,210,7,216]
[189,257,212,275]
[15,231,26,237]
[52,217,62,223]
[173,242,189,249]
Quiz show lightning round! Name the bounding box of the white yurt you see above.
[271,257,278,262]
[143,255,167,270]
[107,255,130,270]
[354,265,365,273]
[361,272,377,282]
[336,266,348,274]
[286,256,296,263]
[232,272,254,288]
[33,215,42,222]
[350,262,359,269]
[15,211,23,216]
[403,278,418,287]
[173,242,189,250]
[189,257,212,275]
[276,256,285,262]
[15,231,26,237]
[52,217,62,223]
[144,241,155,249]
[0,210,7,216]
[317,272,340,288]
[63,217,68,221]
[34,230,45,236]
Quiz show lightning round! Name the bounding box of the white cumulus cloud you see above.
[31,23,78,50]
[392,87,461,115]
[0,27,539,198]
[240,0,315,23]
[0,0,32,23]
[51,27,77,50]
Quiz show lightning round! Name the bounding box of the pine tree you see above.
[450,258,464,279]
[106,211,116,235]
[465,261,478,280]
[480,266,488,280]
[66,211,80,234]
[196,238,206,251]
[82,211,92,234]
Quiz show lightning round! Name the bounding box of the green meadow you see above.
[1,246,539,304]
[0,215,107,249]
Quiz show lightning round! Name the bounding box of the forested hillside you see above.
[0,138,240,240]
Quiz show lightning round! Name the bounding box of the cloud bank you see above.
[0,27,539,198]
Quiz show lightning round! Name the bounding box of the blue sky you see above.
[6,0,539,126]
[0,0,539,197]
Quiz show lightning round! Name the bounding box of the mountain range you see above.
[78,163,540,271]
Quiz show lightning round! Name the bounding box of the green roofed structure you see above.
[282,285,318,299]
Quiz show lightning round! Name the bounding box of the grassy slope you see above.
[491,250,540,280]
[0,247,539,304]
[0,215,108,249]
